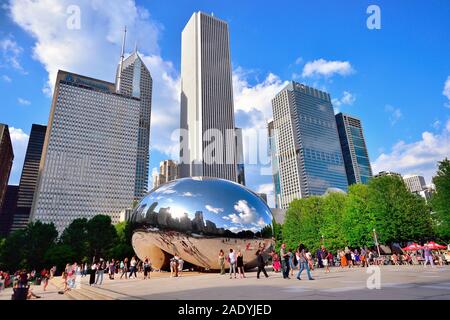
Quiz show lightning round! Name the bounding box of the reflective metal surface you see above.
[130,177,274,270]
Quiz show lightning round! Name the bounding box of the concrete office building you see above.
[0,124,14,212]
[31,70,141,233]
[335,113,373,185]
[403,175,427,193]
[10,124,46,232]
[115,29,153,201]
[179,12,240,183]
[271,82,348,209]
[152,160,178,189]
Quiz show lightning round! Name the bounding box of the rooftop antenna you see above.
[116,26,127,93]
[134,40,138,55]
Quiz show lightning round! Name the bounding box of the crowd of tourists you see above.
[2,240,449,299]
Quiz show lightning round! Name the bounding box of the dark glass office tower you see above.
[335,113,373,185]
[11,124,47,231]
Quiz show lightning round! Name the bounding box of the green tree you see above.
[86,215,118,259]
[368,175,433,243]
[60,218,89,262]
[0,229,27,270]
[282,196,323,251]
[431,158,450,240]
[22,221,58,270]
[319,192,347,251]
[342,184,375,247]
[109,221,134,259]
[44,244,74,274]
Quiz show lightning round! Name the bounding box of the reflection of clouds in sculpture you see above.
[205,205,224,214]
[224,200,259,226]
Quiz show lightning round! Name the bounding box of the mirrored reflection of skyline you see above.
[131,177,273,238]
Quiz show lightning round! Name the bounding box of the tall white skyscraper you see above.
[179,12,240,183]
[115,28,153,200]
[31,70,141,233]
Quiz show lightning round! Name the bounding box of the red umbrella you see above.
[424,241,447,250]
[402,243,423,251]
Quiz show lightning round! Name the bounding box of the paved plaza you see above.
[1,265,450,300]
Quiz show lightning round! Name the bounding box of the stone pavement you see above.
[1,265,449,300]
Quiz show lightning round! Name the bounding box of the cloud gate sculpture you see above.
[130,177,274,270]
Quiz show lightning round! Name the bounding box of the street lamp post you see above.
[373,228,381,258]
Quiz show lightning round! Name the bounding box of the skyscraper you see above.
[0,124,14,211]
[179,12,240,183]
[335,113,373,185]
[11,124,47,231]
[115,28,153,201]
[152,160,178,189]
[0,185,18,236]
[31,70,141,233]
[235,127,245,186]
[271,82,348,209]
[403,175,426,193]
[268,120,282,208]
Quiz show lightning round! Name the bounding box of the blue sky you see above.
[1,0,449,207]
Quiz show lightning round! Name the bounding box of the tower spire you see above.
[116,26,127,93]
[134,41,138,54]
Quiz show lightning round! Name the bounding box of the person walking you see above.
[109,259,116,280]
[280,243,290,279]
[95,260,105,285]
[228,249,237,279]
[129,256,138,278]
[143,258,151,280]
[120,258,128,279]
[236,251,245,278]
[40,268,50,291]
[256,250,269,279]
[89,262,97,286]
[170,255,179,277]
[218,250,226,275]
[288,249,296,277]
[423,245,434,267]
[296,247,314,281]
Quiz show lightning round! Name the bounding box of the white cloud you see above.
[8,0,181,158]
[8,0,161,95]
[332,91,356,107]
[443,76,450,100]
[295,57,303,65]
[231,199,258,224]
[257,183,273,196]
[444,76,450,108]
[205,205,224,214]
[302,58,354,78]
[372,119,450,184]
[432,120,441,130]
[9,127,30,184]
[1,75,12,82]
[385,105,403,125]
[0,36,26,73]
[17,97,31,105]
[233,67,288,122]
